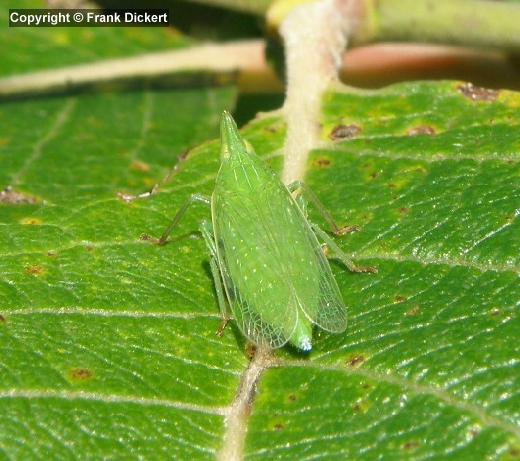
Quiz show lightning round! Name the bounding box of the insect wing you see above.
[313,242,347,333]
[211,195,299,349]
[289,202,347,334]
[225,269,297,349]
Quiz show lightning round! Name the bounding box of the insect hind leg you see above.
[287,180,359,235]
[310,222,377,274]
[157,193,210,245]
[200,220,232,336]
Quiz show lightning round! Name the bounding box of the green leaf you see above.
[1,80,519,460]
[0,87,241,460]
[246,82,520,460]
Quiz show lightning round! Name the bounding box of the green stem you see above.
[356,0,520,51]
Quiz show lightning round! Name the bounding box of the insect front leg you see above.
[118,152,190,203]
[158,193,210,245]
[310,222,377,274]
[199,220,231,336]
[287,180,358,236]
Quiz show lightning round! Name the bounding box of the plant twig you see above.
[0,40,281,99]
[279,0,361,184]
[269,0,520,51]
[356,0,520,51]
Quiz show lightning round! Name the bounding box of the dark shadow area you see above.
[234,93,284,127]
[0,72,236,102]
[96,0,264,40]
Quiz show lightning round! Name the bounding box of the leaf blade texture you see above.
[0,80,518,460]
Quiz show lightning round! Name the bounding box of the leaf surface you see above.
[1,81,519,460]
[245,81,520,460]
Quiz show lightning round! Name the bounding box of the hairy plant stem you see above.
[280,0,360,184]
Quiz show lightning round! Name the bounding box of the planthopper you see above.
[158,111,375,352]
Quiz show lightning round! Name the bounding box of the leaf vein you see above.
[278,360,520,439]
[0,389,226,416]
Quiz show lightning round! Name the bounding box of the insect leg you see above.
[210,258,231,337]
[158,193,210,245]
[118,183,162,202]
[118,151,191,202]
[287,180,308,215]
[200,220,231,336]
[199,219,218,255]
[310,222,377,273]
[287,180,358,235]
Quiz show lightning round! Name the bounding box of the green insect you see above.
[159,111,374,351]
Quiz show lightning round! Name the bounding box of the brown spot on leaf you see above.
[313,157,331,168]
[412,166,427,174]
[489,307,501,317]
[405,305,420,317]
[245,343,257,360]
[509,448,520,458]
[130,160,151,173]
[19,217,43,225]
[47,251,57,257]
[408,126,435,136]
[0,314,5,323]
[402,441,420,451]
[330,124,362,140]
[140,233,154,241]
[25,265,45,276]
[0,187,39,205]
[458,82,498,102]
[288,394,297,402]
[273,423,284,431]
[352,400,369,414]
[178,149,192,162]
[85,245,94,252]
[398,207,410,215]
[346,355,365,367]
[70,368,94,381]
[394,295,407,304]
